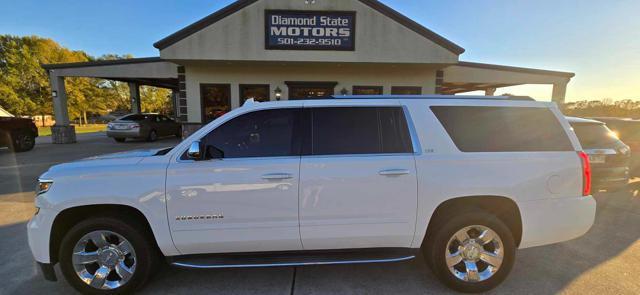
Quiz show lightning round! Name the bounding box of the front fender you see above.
[31,159,180,262]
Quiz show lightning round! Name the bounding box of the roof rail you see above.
[330,95,536,101]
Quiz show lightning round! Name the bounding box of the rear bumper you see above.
[106,129,142,138]
[518,196,596,249]
[592,166,629,190]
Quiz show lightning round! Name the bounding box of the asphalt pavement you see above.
[1,132,639,294]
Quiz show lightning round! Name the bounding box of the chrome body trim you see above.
[171,255,415,269]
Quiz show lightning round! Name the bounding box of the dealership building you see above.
[43,0,575,143]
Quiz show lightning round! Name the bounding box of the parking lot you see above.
[1,133,640,294]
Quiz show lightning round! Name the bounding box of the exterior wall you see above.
[184,62,437,123]
[160,0,458,64]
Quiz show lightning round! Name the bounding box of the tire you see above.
[423,211,515,293]
[9,132,35,152]
[114,138,126,143]
[59,216,158,294]
[146,130,157,142]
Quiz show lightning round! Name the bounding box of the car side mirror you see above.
[187,141,203,160]
[206,145,224,160]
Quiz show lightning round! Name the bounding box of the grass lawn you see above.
[38,124,107,137]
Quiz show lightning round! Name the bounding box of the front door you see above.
[166,108,303,254]
[299,106,418,250]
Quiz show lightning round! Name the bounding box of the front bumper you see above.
[518,196,596,249]
[27,207,56,264]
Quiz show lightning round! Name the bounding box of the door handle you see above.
[379,169,410,176]
[262,173,293,180]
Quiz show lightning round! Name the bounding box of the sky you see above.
[1,0,638,101]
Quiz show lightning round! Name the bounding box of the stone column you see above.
[552,82,568,104]
[129,82,141,114]
[49,72,76,144]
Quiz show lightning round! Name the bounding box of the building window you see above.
[200,84,231,123]
[240,84,270,105]
[352,86,383,95]
[286,81,337,100]
[391,86,422,95]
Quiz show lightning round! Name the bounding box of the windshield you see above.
[119,114,149,121]
[571,123,621,149]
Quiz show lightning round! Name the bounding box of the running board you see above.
[168,248,418,269]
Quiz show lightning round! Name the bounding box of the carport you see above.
[42,57,180,143]
[440,61,574,99]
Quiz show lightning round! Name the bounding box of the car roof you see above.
[565,116,604,125]
[241,95,551,110]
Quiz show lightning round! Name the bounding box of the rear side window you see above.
[430,106,573,152]
[307,107,413,155]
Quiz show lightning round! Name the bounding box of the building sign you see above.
[265,10,356,51]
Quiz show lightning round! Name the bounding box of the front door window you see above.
[201,84,231,123]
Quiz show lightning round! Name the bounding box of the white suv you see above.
[28,96,596,293]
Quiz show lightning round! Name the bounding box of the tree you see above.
[0,36,176,124]
[0,35,89,122]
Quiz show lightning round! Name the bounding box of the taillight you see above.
[578,151,591,196]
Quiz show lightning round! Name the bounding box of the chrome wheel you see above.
[72,230,136,290]
[445,225,504,283]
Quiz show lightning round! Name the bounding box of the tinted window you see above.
[120,114,148,121]
[379,107,413,153]
[203,108,301,158]
[309,107,413,155]
[431,106,573,152]
[571,123,620,149]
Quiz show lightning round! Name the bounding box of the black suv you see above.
[590,117,640,177]
[0,115,38,152]
[567,117,630,191]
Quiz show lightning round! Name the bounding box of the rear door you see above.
[299,105,418,250]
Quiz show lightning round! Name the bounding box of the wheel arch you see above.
[422,195,523,248]
[49,204,161,264]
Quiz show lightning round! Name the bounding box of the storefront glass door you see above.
[287,82,337,100]
[200,84,231,123]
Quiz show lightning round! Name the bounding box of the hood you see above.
[83,148,165,160]
[42,148,170,178]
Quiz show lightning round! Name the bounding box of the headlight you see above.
[37,179,53,195]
